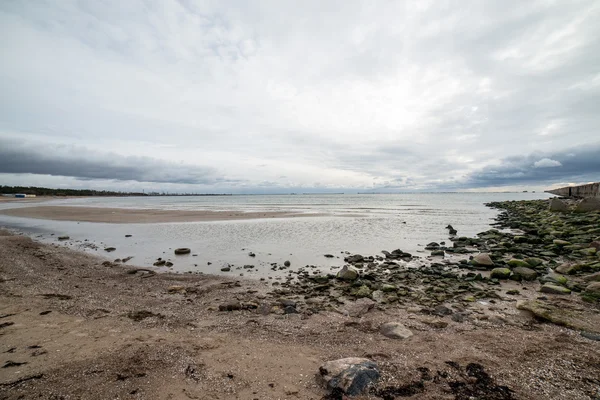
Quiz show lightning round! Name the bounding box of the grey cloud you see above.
[0,138,231,185]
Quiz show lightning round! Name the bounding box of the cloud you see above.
[0,137,230,185]
[0,1,599,192]
[533,158,562,168]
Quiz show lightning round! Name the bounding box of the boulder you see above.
[555,263,580,275]
[540,271,568,286]
[549,198,568,212]
[470,253,494,268]
[540,283,571,295]
[589,241,600,251]
[340,298,375,317]
[381,284,397,292]
[583,272,600,282]
[553,239,571,247]
[58,236,70,241]
[337,266,358,281]
[431,249,445,256]
[517,300,600,333]
[353,285,372,298]
[584,282,600,299]
[174,248,191,255]
[575,197,600,213]
[490,267,511,280]
[345,254,364,263]
[380,322,413,339]
[284,260,291,267]
[319,358,380,396]
[524,257,544,268]
[512,266,538,281]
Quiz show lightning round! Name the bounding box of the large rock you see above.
[512,266,538,281]
[507,259,531,269]
[575,197,600,213]
[340,298,375,317]
[549,198,568,212]
[318,358,380,396]
[583,272,600,282]
[470,253,494,268]
[517,300,600,333]
[380,322,413,339]
[553,239,571,247]
[490,267,511,280]
[337,266,359,281]
[345,254,364,263]
[584,282,600,299]
[540,283,571,295]
[555,263,581,275]
[540,271,568,286]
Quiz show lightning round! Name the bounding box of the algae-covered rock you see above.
[575,197,600,213]
[517,300,600,333]
[540,271,568,286]
[512,266,538,281]
[381,284,397,292]
[490,267,511,280]
[337,266,358,281]
[553,239,571,247]
[319,357,380,396]
[555,263,581,275]
[354,285,372,298]
[580,247,597,256]
[540,283,571,295]
[524,257,544,267]
[584,282,600,299]
[507,259,531,269]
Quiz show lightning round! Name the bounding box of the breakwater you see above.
[545,182,600,198]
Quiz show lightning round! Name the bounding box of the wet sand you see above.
[0,205,323,223]
[1,230,599,399]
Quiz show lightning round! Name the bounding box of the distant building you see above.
[15,194,26,198]
[25,194,36,198]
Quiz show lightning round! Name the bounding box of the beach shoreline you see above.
[1,199,600,399]
[0,205,325,223]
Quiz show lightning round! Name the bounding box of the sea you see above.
[0,193,553,278]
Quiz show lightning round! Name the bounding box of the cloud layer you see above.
[1,1,599,192]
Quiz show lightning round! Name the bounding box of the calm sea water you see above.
[0,193,552,277]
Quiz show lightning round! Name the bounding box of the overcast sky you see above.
[1,1,599,193]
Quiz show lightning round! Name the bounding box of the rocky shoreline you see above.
[1,198,600,399]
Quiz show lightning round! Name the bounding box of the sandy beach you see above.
[1,224,600,399]
[0,205,323,223]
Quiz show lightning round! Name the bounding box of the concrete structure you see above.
[546,182,600,198]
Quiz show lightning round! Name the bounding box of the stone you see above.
[555,263,580,275]
[168,285,186,294]
[431,249,445,256]
[581,331,600,341]
[221,265,231,272]
[575,197,600,213]
[553,239,571,247]
[549,198,568,212]
[589,241,600,251]
[524,257,544,267]
[507,259,531,269]
[248,252,256,257]
[470,253,494,268]
[125,234,133,237]
[512,266,538,281]
[517,300,600,333]
[219,301,242,311]
[584,282,600,299]
[104,247,116,252]
[433,305,453,316]
[319,357,380,396]
[345,254,364,263]
[583,272,600,282]
[540,283,571,295]
[341,298,375,317]
[337,266,358,281]
[490,267,511,280]
[174,248,191,255]
[425,242,440,250]
[540,271,568,286]
[324,254,335,258]
[420,319,448,329]
[284,260,291,267]
[58,236,70,241]
[380,322,413,339]
[381,284,397,292]
[354,285,372,298]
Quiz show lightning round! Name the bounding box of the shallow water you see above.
[0,193,552,277]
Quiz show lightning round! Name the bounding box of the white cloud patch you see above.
[533,158,563,168]
[0,0,599,192]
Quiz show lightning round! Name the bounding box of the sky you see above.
[1,0,599,194]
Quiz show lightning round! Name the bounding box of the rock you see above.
[470,253,494,268]
[58,236,70,241]
[555,263,581,275]
[490,267,511,280]
[318,358,380,396]
[512,266,538,281]
[581,331,600,341]
[174,248,191,255]
[345,254,364,263]
[341,298,375,317]
[575,197,600,213]
[540,283,571,295]
[446,225,458,235]
[284,260,291,267]
[243,264,255,269]
[125,234,133,238]
[380,322,413,339]
[433,305,453,316]
[219,302,242,311]
[420,319,448,329]
[553,239,571,247]
[104,247,116,252]
[584,282,600,299]
[583,272,600,282]
[540,271,568,286]
[425,242,440,250]
[284,306,299,314]
[517,300,600,333]
[324,254,335,258]
[381,284,396,292]
[153,260,166,266]
[431,249,445,256]
[337,266,358,281]
[354,285,372,298]
[524,257,544,267]
[168,285,186,294]
[165,261,173,267]
[221,265,231,272]
[507,259,531,269]
[248,252,256,257]
[589,241,600,251]
[549,198,568,212]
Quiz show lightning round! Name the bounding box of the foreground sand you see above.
[0,206,323,223]
[1,231,599,399]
